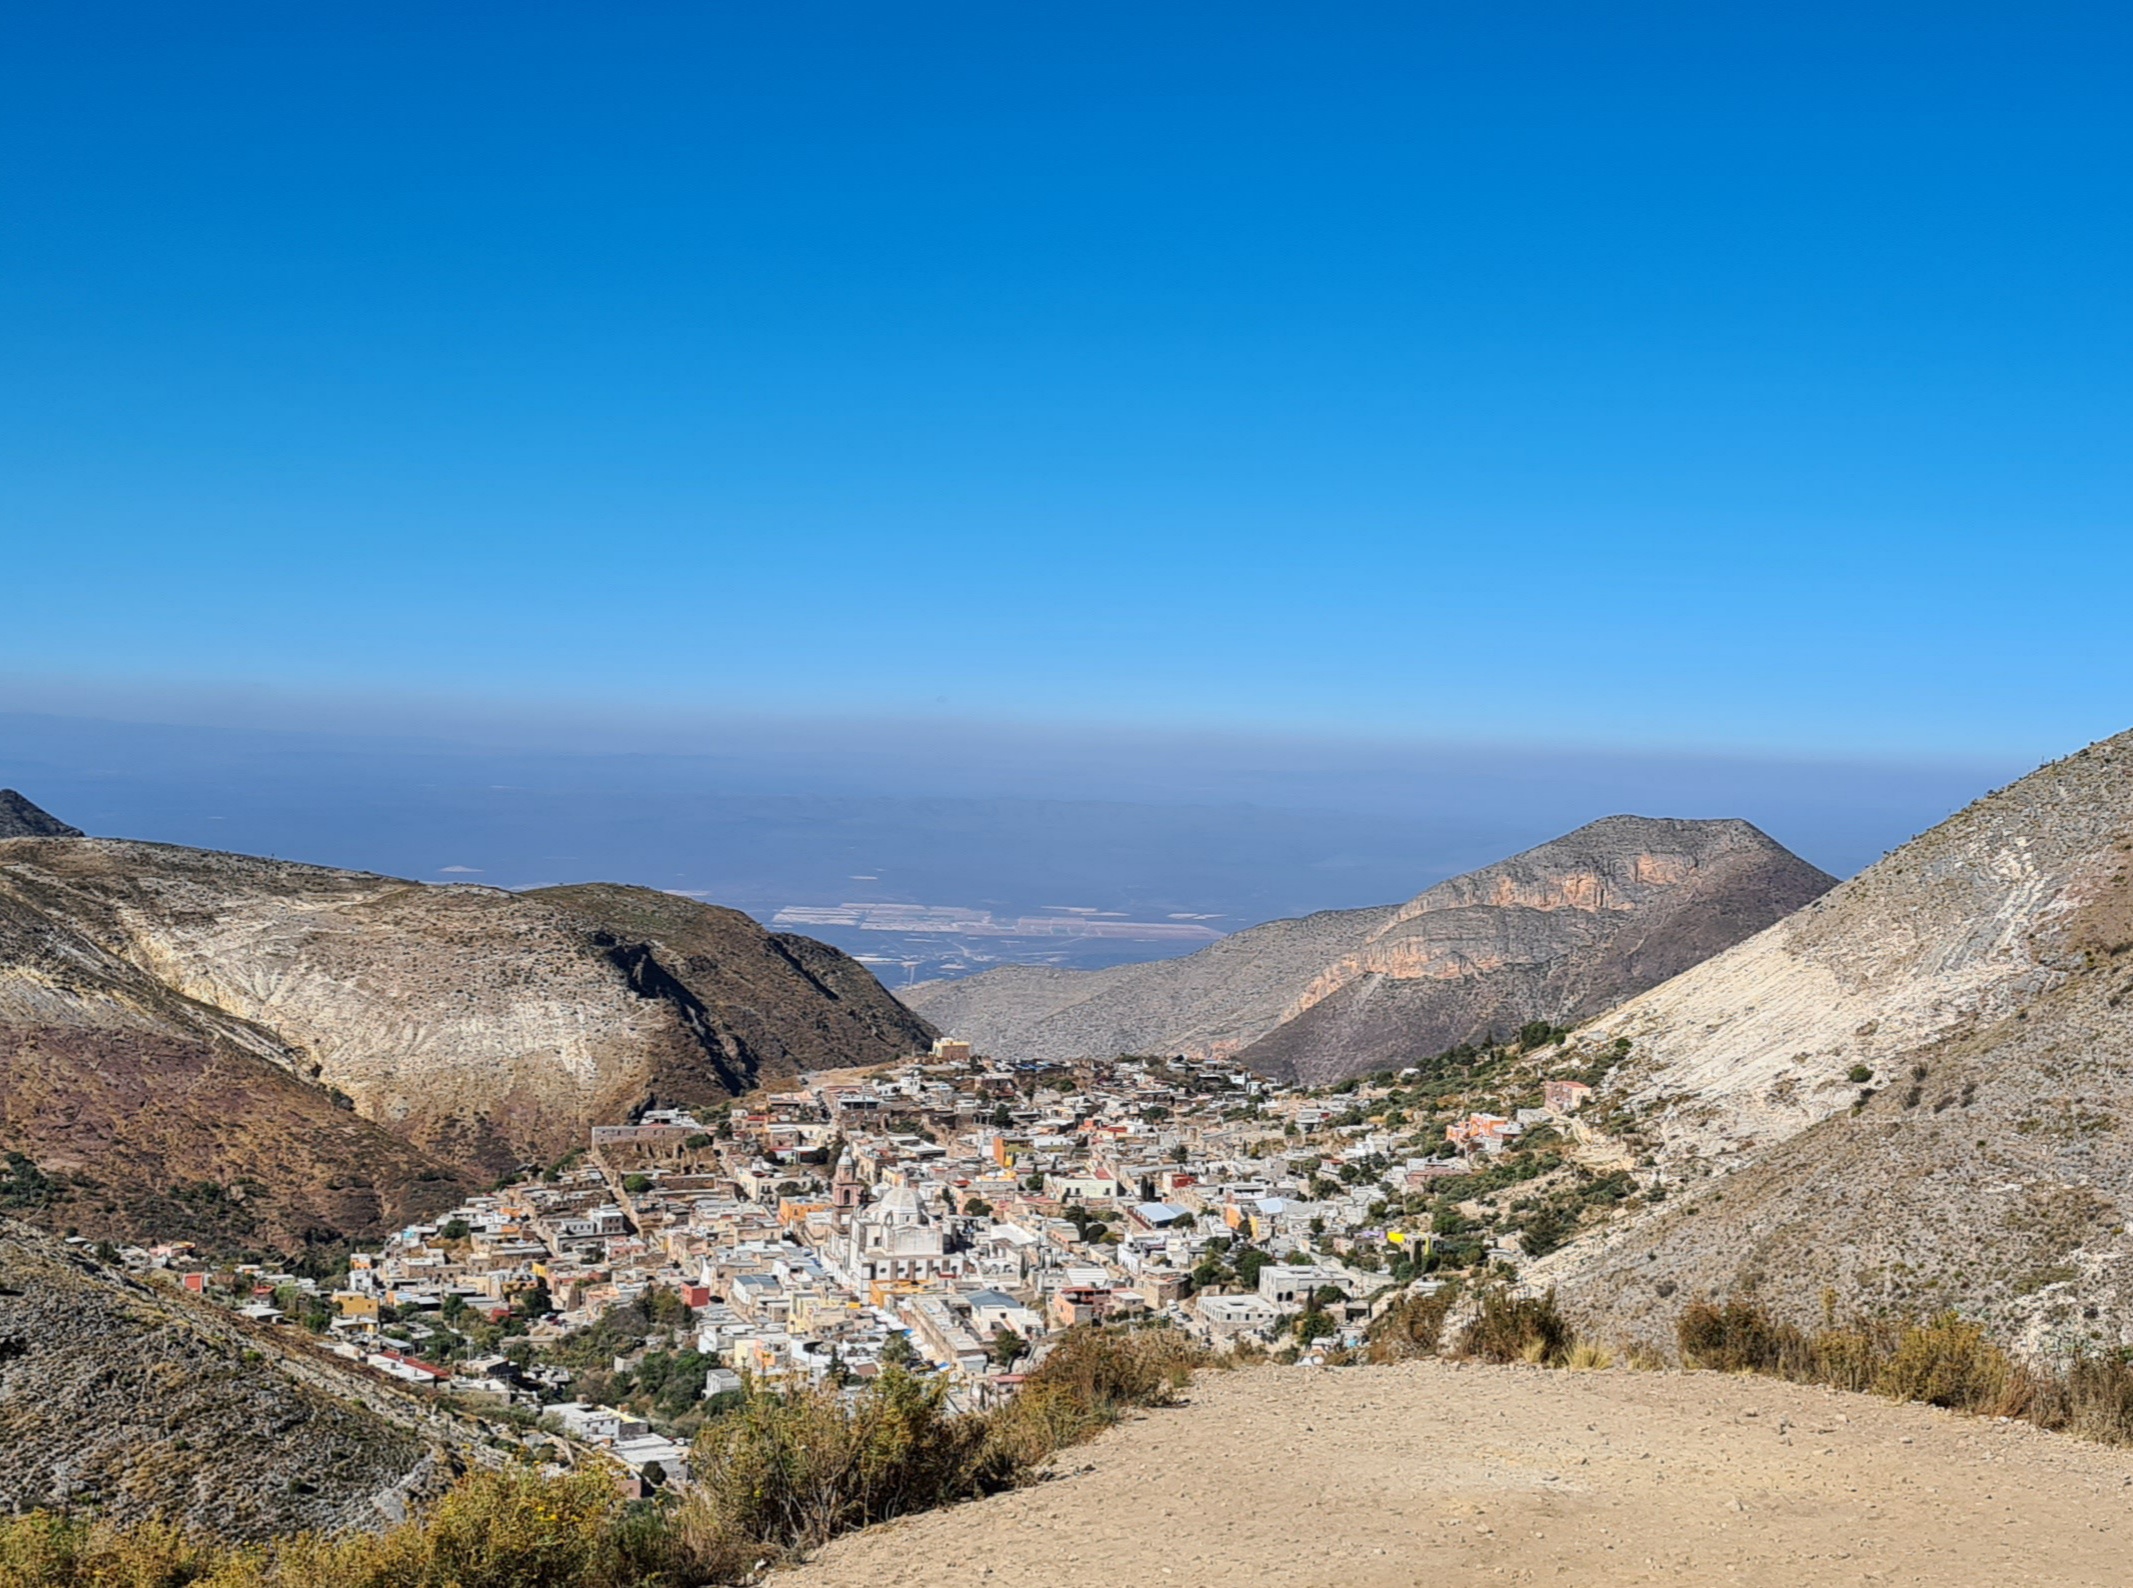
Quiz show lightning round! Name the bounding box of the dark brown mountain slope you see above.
[0,874,474,1249]
[530,883,935,1091]
[905,817,1833,1086]
[0,1217,437,1537]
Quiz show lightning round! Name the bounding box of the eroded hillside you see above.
[1543,738,2131,1173]
[0,1218,440,1537]
[903,902,1404,1070]
[1529,731,2133,1352]
[531,883,935,1087]
[0,831,934,1245]
[0,875,474,1247]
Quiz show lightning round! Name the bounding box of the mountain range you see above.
[903,816,1835,1086]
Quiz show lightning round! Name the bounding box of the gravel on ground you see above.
[777,1360,2133,1588]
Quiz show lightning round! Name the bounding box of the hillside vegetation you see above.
[0,1218,435,1538]
[0,1326,1198,1587]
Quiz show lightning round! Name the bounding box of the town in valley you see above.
[122,1031,1613,1491]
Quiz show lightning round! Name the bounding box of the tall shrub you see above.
[1874,1314,2029,1415]
[1458,1288,1570,1366]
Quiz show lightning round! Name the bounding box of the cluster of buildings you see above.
[139,1036,1601,1481]
[1445,1081,1594,1156]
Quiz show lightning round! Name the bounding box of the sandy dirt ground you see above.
[777,1360,2133,1588]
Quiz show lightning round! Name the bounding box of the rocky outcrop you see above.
[904,817,1834,1085]
[0,790,80,839]
[1239,818,1835,1085]
[531,884,936,1092]
[0,836,934,1248]
[1529,731,2133,1356]
[0,1218,432,1537]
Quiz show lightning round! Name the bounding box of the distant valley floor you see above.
[780,1361,2133,1588]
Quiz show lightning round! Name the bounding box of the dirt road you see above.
[778,1360,2133,1587]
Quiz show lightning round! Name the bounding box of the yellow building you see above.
[333,1291,379,1322]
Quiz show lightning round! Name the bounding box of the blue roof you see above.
[1135,1202,1190,1224]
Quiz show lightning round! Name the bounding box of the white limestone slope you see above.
[1565,730,2133,1170]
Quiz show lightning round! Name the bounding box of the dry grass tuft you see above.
[1874,1314,2028,1415]
[1362,1283,1459,1364]
[1672,1297,2133,1445]
[1458,1288,1572,1367]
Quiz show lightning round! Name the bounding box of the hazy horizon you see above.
[0,696,2032,981]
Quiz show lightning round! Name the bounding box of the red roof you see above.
[379,1350,450,1378]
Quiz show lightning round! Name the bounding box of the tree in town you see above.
[990,1328,1027,1370]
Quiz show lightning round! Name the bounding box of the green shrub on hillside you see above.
[1364,1282,1461,1363]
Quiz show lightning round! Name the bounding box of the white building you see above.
[1256,1264,1358,1308]
[1194,1292,1280,1339]
[546,1402,649,1444]
[845,1182,962,1286]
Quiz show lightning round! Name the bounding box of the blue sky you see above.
[3,3,2129,762]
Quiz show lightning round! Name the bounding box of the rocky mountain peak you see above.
[905,814,1834,1086]
[1380,815,1792,931]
